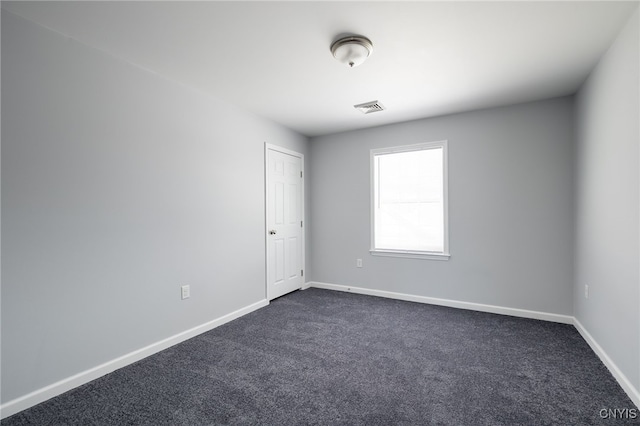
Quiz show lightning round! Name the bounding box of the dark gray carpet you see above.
[2,288,638,425]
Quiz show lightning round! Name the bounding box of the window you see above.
[370,141,449,260]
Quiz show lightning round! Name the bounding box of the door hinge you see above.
[300,171,303,178]
[301,270,304,277]
[301,221,303,227]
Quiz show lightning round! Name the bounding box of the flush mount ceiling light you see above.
[330,35,373,68]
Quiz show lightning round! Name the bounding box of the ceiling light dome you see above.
[330,35,373,68]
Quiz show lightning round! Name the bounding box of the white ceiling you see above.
[3,1,638,137]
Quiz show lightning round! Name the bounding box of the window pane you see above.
[374,146,444,252]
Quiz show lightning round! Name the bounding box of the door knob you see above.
[269,230,277,235]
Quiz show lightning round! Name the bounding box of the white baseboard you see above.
[4,285,638,418]
[573,318,640,409]
[0,299,269,420]
[307,281,574,324]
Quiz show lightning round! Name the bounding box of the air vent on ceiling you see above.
[354,100,385,114]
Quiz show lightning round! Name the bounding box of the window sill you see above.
[369,249,451,261]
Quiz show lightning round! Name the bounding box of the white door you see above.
[266,144,304,300]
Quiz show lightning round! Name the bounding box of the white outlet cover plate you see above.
[181,285,190,299]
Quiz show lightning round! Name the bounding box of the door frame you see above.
[264,143,305,300]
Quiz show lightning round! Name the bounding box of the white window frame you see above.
[370,140,450,260]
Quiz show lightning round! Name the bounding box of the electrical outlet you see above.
[181,285,190,300]
[356,259,362,268]
[584,284,589,299]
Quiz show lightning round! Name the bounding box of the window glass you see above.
[371,141,449,259]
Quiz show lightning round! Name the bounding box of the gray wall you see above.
[1,11,308,403]
[575,7,639,392]
[310,97,575,315]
